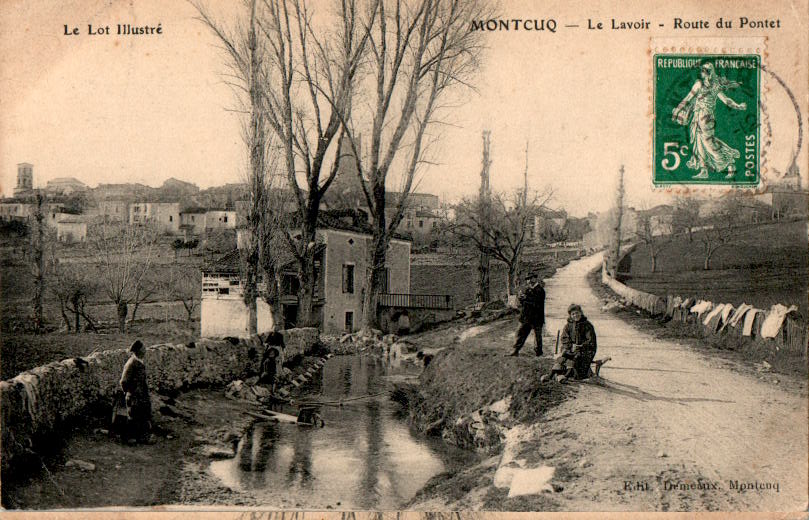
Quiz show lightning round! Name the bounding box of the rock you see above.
[578,458,589,468]
[657,451,667,458]
[200,445,235,459]
[552,483,564,492]
[65,459,95,472]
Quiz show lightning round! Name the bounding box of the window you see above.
[224,215,228,223]
[282,274,300,296]
[342,264,355,294]
[345,311,354,332]
[380,268,390,293]
[169,215,173,222]
[419,220,424,228]
[191,215,195,222]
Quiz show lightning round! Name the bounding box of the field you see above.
[410,247,580,309]
[622,220,808,317]
[1,238,202,380]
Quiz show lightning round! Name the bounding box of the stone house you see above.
[56,217,87,243]
[200,225,411,336]
[205,209,237,231]
[129,202,181,234]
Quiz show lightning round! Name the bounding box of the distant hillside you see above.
[622,220,808,316]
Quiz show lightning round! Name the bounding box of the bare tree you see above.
[89,222,159,332]
[608,165,625,277]
[30,192,47,332]
[700,197,741,270]
[338,0,493,329]
[195,0,271,334]
[672,196,701,242]
[635,211,671,273]
[477,131,492,303]
[163,265,202,322]
[451,188,553,298]
[196,0,370,328]
[50,254,98,332]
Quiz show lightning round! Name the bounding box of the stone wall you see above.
[1,329,320,473]
[278,327,320,357]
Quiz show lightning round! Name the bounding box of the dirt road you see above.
[533,253,807,511]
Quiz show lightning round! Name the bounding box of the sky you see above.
[1,0,806,217]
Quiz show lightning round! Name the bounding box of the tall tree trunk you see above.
[477,254,490,303]
[117,301,128,333]
[32,193,45,333]
[297,253,315,328]
[244,0,264,336]
[650,253,657,273]
[507,262,518,297]
[362,180,388,331]
[477,132,492,303]
[71,294,81,333]
[58,300,71,332]
[362,234,387,331]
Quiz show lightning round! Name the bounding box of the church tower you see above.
[14,163,33,196]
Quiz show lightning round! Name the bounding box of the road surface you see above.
[536,253,807,511]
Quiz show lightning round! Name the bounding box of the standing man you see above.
[511,272,546,356]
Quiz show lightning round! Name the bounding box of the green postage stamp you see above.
[653,53,760,186]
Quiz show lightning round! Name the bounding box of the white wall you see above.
[201,298,274,337]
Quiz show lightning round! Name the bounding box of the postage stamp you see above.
[653,53,761,186]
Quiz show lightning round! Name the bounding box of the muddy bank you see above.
[388,317,577,510]
[2,352,327,509]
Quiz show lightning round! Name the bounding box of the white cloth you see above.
[742,309,763,337]
[719,304,735,327]
[702,303,726,326]
[690,300,713,317]
[727,303,753,328]
[760,304,798,339]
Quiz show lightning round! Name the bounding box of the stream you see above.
[209,354,474,509]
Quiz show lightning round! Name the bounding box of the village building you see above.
[45,177,88,196]
[0,201,34,221]
[205,209,237,231]
[56,217,87,243]
[84,200,128,222]
[129,201,181,234]
[92,182,154,201]
[179,207,208,236]
[201,223,412,337]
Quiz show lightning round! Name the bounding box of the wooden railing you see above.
[378,293,453,310]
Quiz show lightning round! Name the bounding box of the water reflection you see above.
[210,355,470,509]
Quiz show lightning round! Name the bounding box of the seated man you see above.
[542,304,597,383]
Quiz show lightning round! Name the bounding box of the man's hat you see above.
[567,304,582,314]
[129,339,144,353]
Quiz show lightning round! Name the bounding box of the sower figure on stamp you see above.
[672,62,747,180]
[542,304,597,383]
[510,272,545,357]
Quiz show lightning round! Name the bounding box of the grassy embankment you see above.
[622,220,808,317]
[595,220,808,378]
